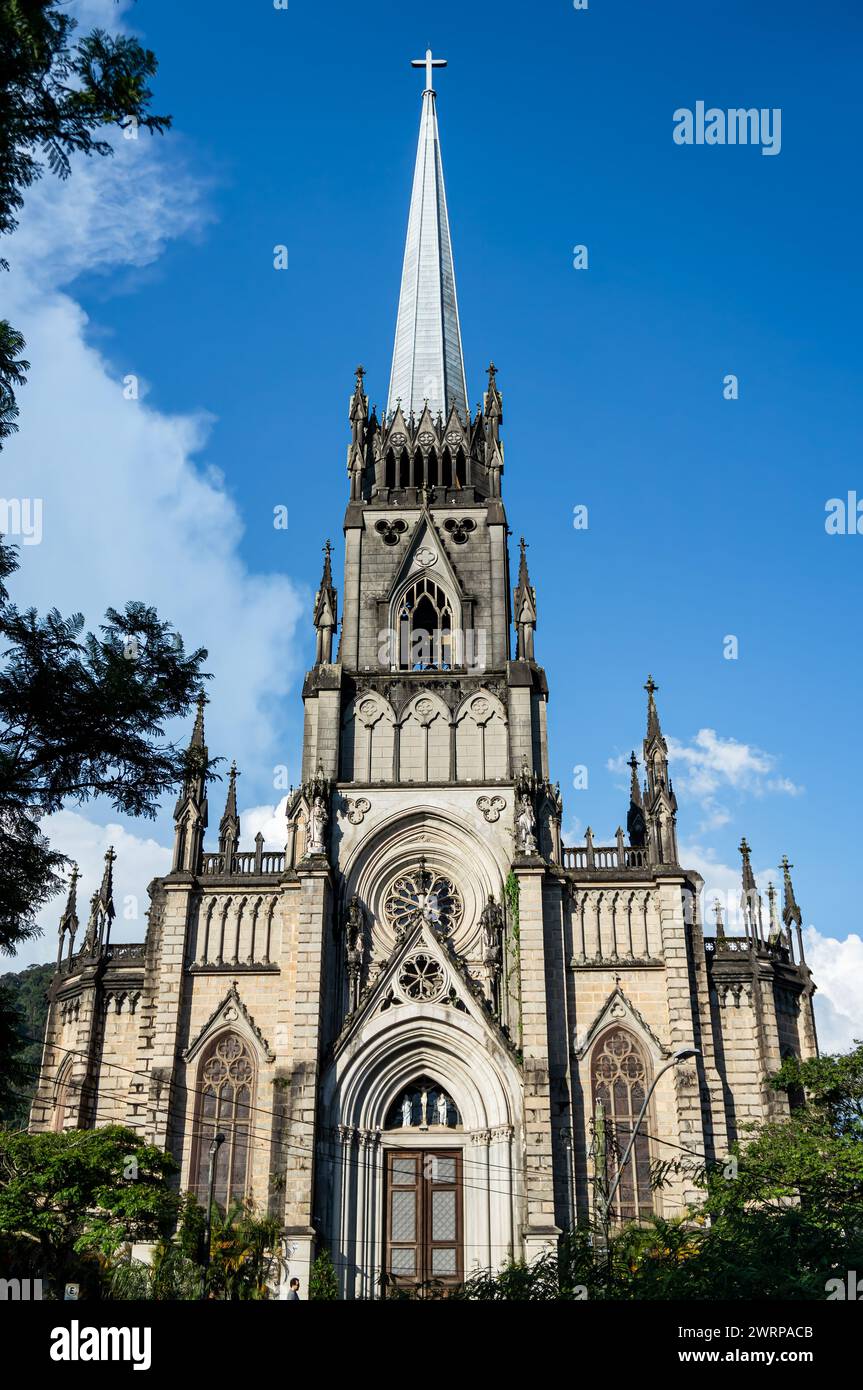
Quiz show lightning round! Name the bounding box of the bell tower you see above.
[299,53,553,799]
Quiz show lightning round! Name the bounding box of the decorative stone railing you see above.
[200,848,286,877]
[562,844,650,871]
[704,935,792,964]
[106,943,146,963]
[60,942,145,975]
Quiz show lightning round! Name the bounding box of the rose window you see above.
[383,863,463,937]
[398,953,447,1002]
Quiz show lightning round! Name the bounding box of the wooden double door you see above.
[384,1148,463,1291]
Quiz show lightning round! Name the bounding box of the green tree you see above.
[447,1044,863,1302]
[205,1201,285,1300]
[0,536,211,955]
[0,0,170,442]
[106,1238,201,1301]
[309,1248,339,1300]
[0,1125,179,1295]
[771,1040,863,1136]
[0,961,53,1126]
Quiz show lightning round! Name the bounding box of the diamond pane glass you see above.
[432,1156,456,1183]
[431,1190,456,1241]
[392,1157,416,1185]
[431,1247,457,1275]
[391,1247,416,1276]
[391,1189,417,1242]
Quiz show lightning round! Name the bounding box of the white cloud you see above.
[678,840,778,933]
[3,81,307,968]
[805,928,863,1053]
[666,728,801,833]
[668,728,802,797]
[608,727,802,835]
[241,798,290,850]
[14,810,171,966]
[679,846,862,1054]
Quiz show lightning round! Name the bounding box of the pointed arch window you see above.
[386,1076,461,1130]
[397,576,454,670]
[52,1056,74,1132]
[591,1028,654,1224]
[194,1032,255,1208]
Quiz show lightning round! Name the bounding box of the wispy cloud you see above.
[608,726,802,834]
[4,71,305,966]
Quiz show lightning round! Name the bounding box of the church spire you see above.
[347,366,368,501]
[780,854,806,962]
[387,49,468,422]
[626,751,647,847]
[642,675,678,865]
[738,836,762,942]
[219,761,241,862]
[313,540,338,664]
[56,864,80,968]
[645,673,662,740]
[82,847,116,956]
[513,537,537,661]
[172,693,209,873]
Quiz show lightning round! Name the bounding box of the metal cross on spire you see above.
[411,46,447,92]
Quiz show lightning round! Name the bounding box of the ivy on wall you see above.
[504,871,522,1048]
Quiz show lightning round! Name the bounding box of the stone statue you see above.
[515,794,537,855]
[307,795,328,855]
[479,895,503,960]
[479,894,504,1013]
[345,896,365,1012]
[436,1091,448,1126]
[345,896,364,952]
[402,1093,413,1128]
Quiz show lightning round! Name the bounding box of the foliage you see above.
[0,1125,179,1295]
[204,1200,285,1300]
[106,1239,201,1301]
[449,1042,863,1301]
[771,1041,863,1136]
[0,536,211,954]
[0,0,170,442]
[503,870,521,1043]
[0,961,53,1126]
[0,320,28,439]
[309,1247,339,1300]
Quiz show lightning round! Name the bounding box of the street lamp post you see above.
[597,1047,701,1264]
[200,1132,225,1300]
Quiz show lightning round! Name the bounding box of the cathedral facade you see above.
[31,58,818,1298]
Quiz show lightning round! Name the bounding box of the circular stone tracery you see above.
[383,864,464,937]
[398,953,447,1002]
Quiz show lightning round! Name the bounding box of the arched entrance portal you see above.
[319,1007,522,1299]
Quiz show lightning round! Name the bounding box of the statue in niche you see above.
[515,794,537,856]
[436,1091,448,1126]
[307,795,329,855]
[480,895,503,960]
[402,1093,413,1128]
[480,895,504,1013]
[345,896,365,1013]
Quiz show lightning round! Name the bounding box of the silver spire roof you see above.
[387,51,468,422]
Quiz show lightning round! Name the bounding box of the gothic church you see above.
[31,55,818,1298]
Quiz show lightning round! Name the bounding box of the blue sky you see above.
[3,0,862,1046]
